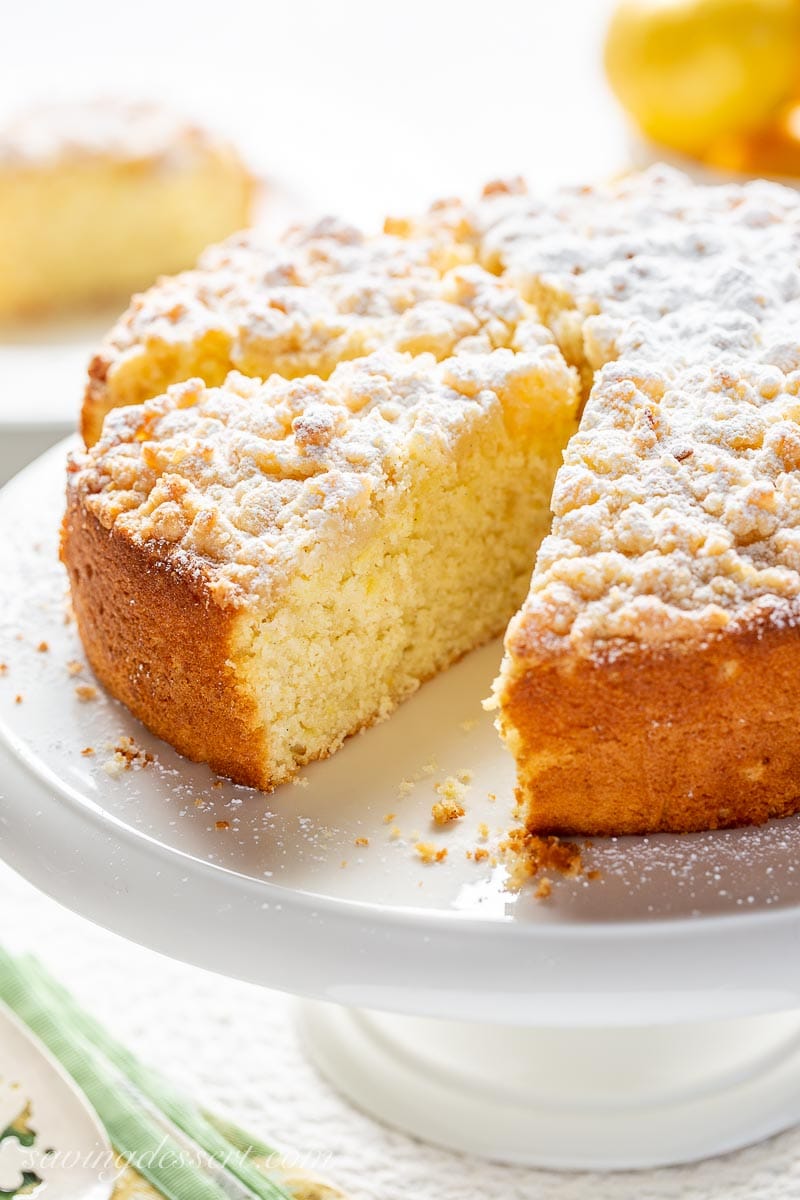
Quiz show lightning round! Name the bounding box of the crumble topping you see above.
[514,356,800,657]
[70,342,575,608]
[88,217,552,423]
[78,164,800,663]
[413,167,800,657]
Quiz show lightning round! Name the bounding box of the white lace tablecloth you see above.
[2,860,798,1200]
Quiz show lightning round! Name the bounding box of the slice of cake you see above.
[63,348,579,788]
[0,100,254,320]
[81,219,496,444]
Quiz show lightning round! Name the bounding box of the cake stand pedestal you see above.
[299,1003,800,1169]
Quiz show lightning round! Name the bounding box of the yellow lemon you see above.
[704,104,800,178]
[605,0,800,155]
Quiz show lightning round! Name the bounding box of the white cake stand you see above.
[3,442,800,1171]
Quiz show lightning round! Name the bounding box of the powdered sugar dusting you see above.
[72,341,576,606]
[86,215,549,434]
[419,167,800,657]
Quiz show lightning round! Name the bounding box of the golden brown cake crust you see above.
[60,488,270,789]
[501,608,800,836]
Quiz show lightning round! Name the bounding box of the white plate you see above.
[0,1002,112,1200]
[2,440,800,1027]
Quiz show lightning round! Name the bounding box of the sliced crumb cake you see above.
[64,166,800,835]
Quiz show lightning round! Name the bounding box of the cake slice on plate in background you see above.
[0,99,254,320]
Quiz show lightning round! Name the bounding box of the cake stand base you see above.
[297,1001,800,1170]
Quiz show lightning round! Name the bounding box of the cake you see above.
[0,100,254,320]
[65,165,800,835]
[63,348,578,788]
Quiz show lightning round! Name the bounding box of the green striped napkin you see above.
[0,950,345,1200]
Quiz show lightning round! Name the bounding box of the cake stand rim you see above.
[4,438,800,1025]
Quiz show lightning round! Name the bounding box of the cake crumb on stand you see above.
[414,842,448,864]
[500,829,598,894]
[431,798,465,826]
[101,735,154,776]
